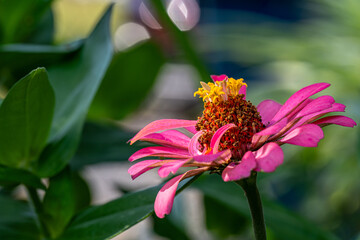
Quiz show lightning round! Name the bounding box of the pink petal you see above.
[254,142,284,172]
[210,124,237,153]
[271,83,331,124]
[286,98,313,120]
[130,119,197,144]
[188,131,203,156]
[192,149,232,163]
[287,103,346,132]
[211,74,228,82]
[129,146,190,162]
[158,160,188,178]
[239,85,247,99]
[155,174,184,218]
[295,95,335,118]
[184,126,197,134]
[222,151,256,182]
[257,99,282,126]
[140,130,190,149]
[280,124,324,147]
[313,115,357,128]
[128,160,162,179]
[255,118,288,136]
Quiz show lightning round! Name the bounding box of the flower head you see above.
[128,75,356,218]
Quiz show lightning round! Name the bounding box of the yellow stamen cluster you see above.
[194,77,247,103]
[227,78,247,95]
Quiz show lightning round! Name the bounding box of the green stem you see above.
[150,0,210,82]
[236,173,267,240]
[26,186,49,239]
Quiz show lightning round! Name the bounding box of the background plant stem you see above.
[150,0,210,82]
[26,186,49,239]
[236,174,267,240]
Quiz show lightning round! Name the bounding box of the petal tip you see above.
[211,74,228,82]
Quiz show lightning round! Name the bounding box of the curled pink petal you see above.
[280,124,324,147]
[192,149,231,163]
[295,95,335,118]
[130,119,197,144]
[129,146,190,162]
[140,130,190,149]
[257,99,282,126]
[239,85,247,99]
[158,160,189,178]
[255,118,288,136]
[210,124,237,153]
[222,151,256,182]
[189,131,203,156]
[128,160,162,180]
[271,83,330,124]
[254,142,284,172]
[155,174,184,218]
[211,74,228,82]
[155,168,209,218]
[313,115,357,128]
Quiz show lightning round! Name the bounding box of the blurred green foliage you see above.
[0,2,166,239]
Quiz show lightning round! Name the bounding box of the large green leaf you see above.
[57,186,160,240]
[89,41,164,120]
[193,175,339,240]
[0,68,55,171]
[42,167,90,239]
[70,122,141,169]
[0,195,41,240]
[0,165,45,190]
[36,5,114,177]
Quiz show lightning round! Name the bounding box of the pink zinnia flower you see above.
[128,75,356,218]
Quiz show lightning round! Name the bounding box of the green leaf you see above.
[57,186,160,240]
[37,119,83,177]
[71,171,91,213]
[0,165,45,190]
[0,40,83,75]
[42,167,89,239]
[193,175,339,240]
[0,68,55,171]
[36,5,114,177]
[70,122,141,169]
[89,41,164,120]
[0,0,53,44]
[0,40,83,91]
[0,195,40,240]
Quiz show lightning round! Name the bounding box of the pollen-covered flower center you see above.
[195,94,264,159]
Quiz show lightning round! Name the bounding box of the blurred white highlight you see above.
[139,2,162,30]
[167,0,200,31]
[114,22,150,51]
